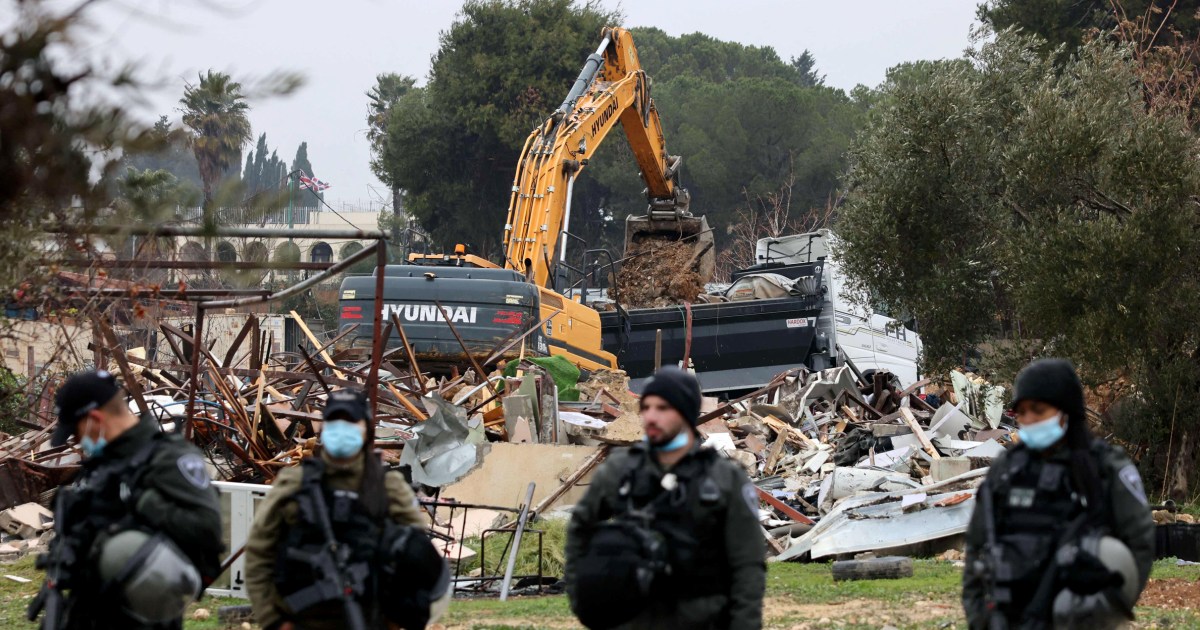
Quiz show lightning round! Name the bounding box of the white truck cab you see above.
[753,230,922,387]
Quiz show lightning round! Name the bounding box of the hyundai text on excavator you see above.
[337,27,713,373]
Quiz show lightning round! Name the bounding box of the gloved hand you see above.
[1062,550,1124,595]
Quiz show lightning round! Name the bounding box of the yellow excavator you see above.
[343,27,713,372]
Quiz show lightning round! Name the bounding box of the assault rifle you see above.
[28,490,79,630]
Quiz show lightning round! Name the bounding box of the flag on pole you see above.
[298,173,332,191]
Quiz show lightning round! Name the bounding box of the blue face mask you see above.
[79,418,107,459]
[321,420,364,459]
[646,431,690,453]
[1018,414,1067,451]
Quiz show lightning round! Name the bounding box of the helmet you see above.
[96,530,202,624]
[1052,535,1139,629]
[378,522,451,629]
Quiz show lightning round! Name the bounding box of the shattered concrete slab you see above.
[442,443,601,509]
[0,503,53,540]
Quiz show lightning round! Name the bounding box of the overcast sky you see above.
[67,0,981,208]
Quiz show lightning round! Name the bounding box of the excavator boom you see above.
[503,27,713,290]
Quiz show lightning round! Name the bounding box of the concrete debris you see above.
[0,503,53,540]
[6,298,1023,575]
[683,364,1013,562]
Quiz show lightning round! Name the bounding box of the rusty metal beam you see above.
[367,242,388,417]
[44,224,388,241]
[91,312,150,417]
[41,259,336,271]
[197,241,381,310]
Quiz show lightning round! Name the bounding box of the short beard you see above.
[649,425,682,448]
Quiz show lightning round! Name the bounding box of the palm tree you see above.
[180,71,252,231]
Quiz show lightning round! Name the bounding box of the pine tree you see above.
[291,142,319,208]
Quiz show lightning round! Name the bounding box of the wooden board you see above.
[899,407,941,460]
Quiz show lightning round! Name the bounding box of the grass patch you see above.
[766,559,961,603]
[0,552,1191,629]
[459,516,569,581]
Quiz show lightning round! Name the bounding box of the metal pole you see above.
[367,241,387,417]
[198,243,381,310]
[43,225,387,240]
[287,172,295,232]
[185,306,206,441]
[499,482,536,601]
[558,174,576,263]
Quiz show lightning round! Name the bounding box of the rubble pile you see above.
[693,365,1015,560]
[612,236,708,308]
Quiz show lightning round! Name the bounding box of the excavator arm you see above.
[503,27,710,290]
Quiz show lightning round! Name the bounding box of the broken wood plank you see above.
[754,486,815,525]
[763,434,787,476]
[899,407,941,460]
[289,310,346,380]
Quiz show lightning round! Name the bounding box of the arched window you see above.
[339,241,364,261]
[311,242,333,264]
[216,241,238,263]
[180,241,206,262]
[274,241,301,264]
[243,241,268,264]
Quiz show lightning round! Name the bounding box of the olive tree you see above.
[836,31,1200,498]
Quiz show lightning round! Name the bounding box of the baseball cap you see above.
[52,370,123,447]
[322,388,371,423]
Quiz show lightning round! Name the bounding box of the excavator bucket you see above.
[624,212,716,284]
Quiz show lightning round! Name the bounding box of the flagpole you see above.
[287,172,295,235]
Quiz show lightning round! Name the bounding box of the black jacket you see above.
[962,439,1154,628]
[565,443,766,630]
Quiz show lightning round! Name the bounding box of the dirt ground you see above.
[434,596,963,629]
[1139,577,1200,610]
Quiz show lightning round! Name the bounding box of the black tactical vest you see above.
[987,446,1098,617]
[274,458,386,622]
[617,447,730,598]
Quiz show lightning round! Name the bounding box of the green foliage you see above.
[375,3,857,257]
[0,1,163,308]
[837,30,1200,493]
[459,516,569,580]
[0,367,28,437]
[578,73,860,250]
[118,116,204,192]
[367,73,418,189]
[978,0,1200,57]
[291,141,321,208]
[180,70,253,225]
[243,133,289,200]
[379,0,620,254]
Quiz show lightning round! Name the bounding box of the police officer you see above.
[962,359,1155,628]
[565,366,766,630]
[245,388,447,630]
[29,369,224,630]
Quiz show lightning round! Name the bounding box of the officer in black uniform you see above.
[29,369,224,630]
[245,388,447,630]
[565,366,766,630]
[962,359,1155,629]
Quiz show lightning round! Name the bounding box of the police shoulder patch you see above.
[177,454,211,489]
[741,482,760,514]
[1118,464,1148,507]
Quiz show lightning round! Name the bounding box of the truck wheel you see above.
[830,556,914,581]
